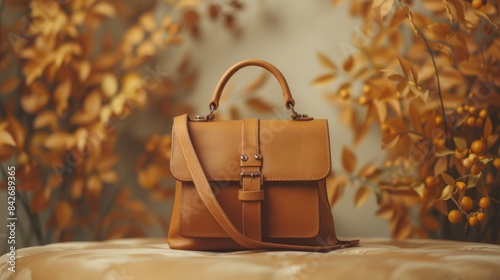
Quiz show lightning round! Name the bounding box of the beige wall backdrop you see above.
[183,0,390,238]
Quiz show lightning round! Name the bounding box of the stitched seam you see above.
[242,120,246,236]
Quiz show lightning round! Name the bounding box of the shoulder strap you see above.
[174,114,358,251]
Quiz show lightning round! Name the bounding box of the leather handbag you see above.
[168,59,359,251]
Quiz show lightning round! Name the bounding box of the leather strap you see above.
[240,119,263,241]
[174,114,359,251]
[209,59,295,110]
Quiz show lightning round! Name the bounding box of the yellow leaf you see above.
[402,6,418,36]
[473,10,499,29]
[312,73,335,87]
[87,175,103,197]
[382,134,399,149]
[125,200,146,212]
[6,116,25,149]
[0,129,16,147]
[92,2,116,17]
[246,98,273,112]
[139,165,161,189]
[74,128,88,151]
[448,0,466,26]
[326,175,348,206]
[342,146,356,173]
[21,81,50,114]
[393,217,412,239]
[372,0,395,19]
[440,173,456,187]
[71,91,102,125]
[0,77,21,94]
[438,185,454,201]
[397,57,411,79]
[70,178,84,199]
[34,111,58,130]
[139,13,157,31]
[375,204,394,219]
[54,79,71,115]
[243,71,268,93]
[343,56,354,72]
[137,41,156,57]
[124,26,144,46]
[100,170,119,184]
[467,173,481,189]
[316,51,337,71]
[412,182,425,198]
[55,200,73,229]
[78,60,91,82]
[101,73,118,97]
[354,185,371,208]
[44,132,75,149]
[453,137,467,150]
[435,146,454,157]
[428,22,452,38]
[374,101,387,123]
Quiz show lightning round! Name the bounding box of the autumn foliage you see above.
[0,0,243,247]
[316,0,500,242]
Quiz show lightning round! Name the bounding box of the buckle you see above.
[240,172,263,186]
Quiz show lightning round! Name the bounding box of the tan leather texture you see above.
[168,59,359,251]
[170,120,331,182]
[209,59,295,110]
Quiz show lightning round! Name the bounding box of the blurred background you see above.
[1,0,499,254]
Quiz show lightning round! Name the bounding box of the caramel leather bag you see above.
[168,59,359,251]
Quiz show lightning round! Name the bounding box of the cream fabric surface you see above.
[1,238,500,280]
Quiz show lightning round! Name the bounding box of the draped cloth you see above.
[1,238,499,280]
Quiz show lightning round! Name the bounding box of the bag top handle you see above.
[209,59,296,111]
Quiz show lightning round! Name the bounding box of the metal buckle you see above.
[289,104,313,121]
[240,172,263,186]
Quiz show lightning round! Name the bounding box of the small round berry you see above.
[434,139,446,147]
[454,148,467,159]
[463,158,472,168]
[456,181,467,191]
[358,96,368,105]
[339,89,350,99]
[468,106,477,115]
[479,197,491,209]
[435,115,443,125]
[363,84,371,94]
[468,216,478,226]
[479,109,488,119]
[461,196,474,211]
[456,106,464,115]
[477,212,486,222]
[471,0,483,9]
[467,117,476,126]
[471,140,486,155]
[493,158,500,170]
[448,210,462,223]
[468,153,479,164]
[471,164,481,175]
[425,176,435,187]
[381,124,388,132]
[475,118,484,127]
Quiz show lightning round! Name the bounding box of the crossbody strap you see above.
[174,114,358,251]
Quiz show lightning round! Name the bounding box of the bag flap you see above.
[171,119,331,181]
